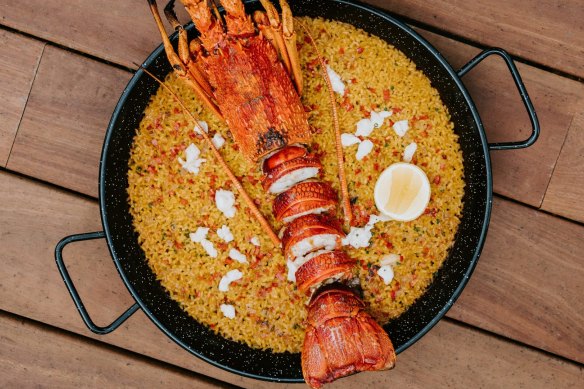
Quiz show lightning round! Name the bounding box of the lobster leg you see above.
[164,0,213,97]
[253,11,277,48]
[147,0,222,118]
[257,1,293,79]
[255,1,302,93]
[279,0,303,93]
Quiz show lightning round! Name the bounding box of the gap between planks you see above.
[5,44,46,167]
[0,309,238,389]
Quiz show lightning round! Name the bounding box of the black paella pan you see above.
[55,0,539,382]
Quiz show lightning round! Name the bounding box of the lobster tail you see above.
[302,287,396,389]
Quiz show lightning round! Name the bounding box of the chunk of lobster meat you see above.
[302,287,396,388]
[295,251,355,295]
[282,214,344,260]
[262,145,307,172]
[273,181,338,223]
[263,154,322,194]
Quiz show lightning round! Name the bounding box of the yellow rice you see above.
[127,17,464,353]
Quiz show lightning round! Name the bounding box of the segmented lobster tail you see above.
[302,287,396,389]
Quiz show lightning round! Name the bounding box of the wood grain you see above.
[7,45,131,197]
[1,169,583,385]
[392,320,582,389]
[2,1,582,78]
[449,197,584,364]
[363,0,584,78]
[416,29,584,207]
[542,111,584,223]
[0,312,232,389]
[0,0,187,69]
[0,30,44,167]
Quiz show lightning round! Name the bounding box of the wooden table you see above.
[1,1,583,387]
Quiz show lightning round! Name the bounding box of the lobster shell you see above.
[281,213,344,260]
[262,145,307,172]
[295,251,355,294]
[272,181,337,222]
[262,154,323,193]
[302,287,396,388]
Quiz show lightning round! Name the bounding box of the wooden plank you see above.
[364,0,584,78]
[0,30,44,167]
[2,1,582,79]
[415,29,584,208]
[449,196,584,364]
[0,312,231,389]
[394,320,583,389]
[0,0,185,70]
[1,170,583,380]
[6,45,131,197]
[542,111,584,223]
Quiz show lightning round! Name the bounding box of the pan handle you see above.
[55,231,140,335]
[457,48,540,151]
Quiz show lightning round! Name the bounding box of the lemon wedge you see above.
[374,163,431,221]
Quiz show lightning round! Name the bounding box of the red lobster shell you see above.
[281,213,344,260]
[302,288,397,388]
[295,251,355,294]
[273,181,337,223]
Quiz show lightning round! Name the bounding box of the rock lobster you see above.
[146,0,396,387]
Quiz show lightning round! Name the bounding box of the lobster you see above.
[146,0,396,387]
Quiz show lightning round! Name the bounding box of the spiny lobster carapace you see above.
[147,0,396,386]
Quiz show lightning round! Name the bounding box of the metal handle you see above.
[457,48,540,150]
[55,231,139,335]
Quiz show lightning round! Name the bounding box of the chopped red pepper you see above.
[433,175,441,185]
[339,47,345,55]
[383,89,391,102]
[357,47,364,54]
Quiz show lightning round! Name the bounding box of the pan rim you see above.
[98,0,493,382]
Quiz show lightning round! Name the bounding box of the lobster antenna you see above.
[296,22,353,229]
[136,64,281,246]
